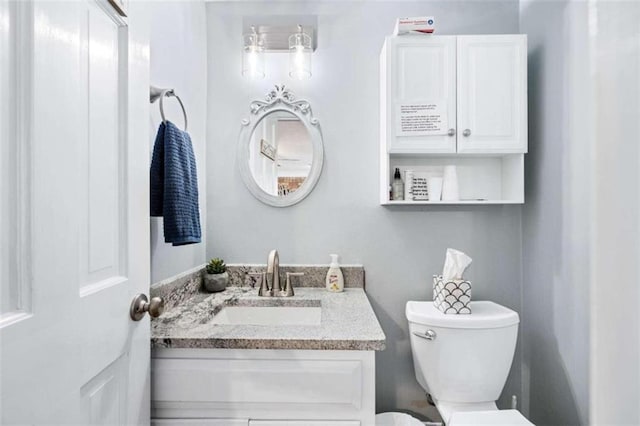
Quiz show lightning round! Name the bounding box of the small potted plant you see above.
[204,258,229,293]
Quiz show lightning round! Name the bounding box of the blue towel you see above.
[150,121,201,246]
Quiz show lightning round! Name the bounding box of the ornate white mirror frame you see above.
[238,85,324,207]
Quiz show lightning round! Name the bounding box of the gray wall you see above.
[519,1,591,424]
[583,1,640,423]
[205,1,523,420]
[149,1,208,284]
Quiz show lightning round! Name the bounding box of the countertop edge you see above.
[151,337,386,352]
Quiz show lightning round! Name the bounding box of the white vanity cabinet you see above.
[151,348,375,425]
[380,34,527,204]
[152,421,359,426]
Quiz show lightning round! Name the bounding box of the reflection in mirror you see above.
[248,111,313,197]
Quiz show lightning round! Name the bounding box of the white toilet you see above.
[406,301,534,425]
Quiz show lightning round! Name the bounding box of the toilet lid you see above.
[406,301,519,329]
[449,410,534,425]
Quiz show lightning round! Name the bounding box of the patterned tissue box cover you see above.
[433,275,472,314]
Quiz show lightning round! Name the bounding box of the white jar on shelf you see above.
[441,165,459,201]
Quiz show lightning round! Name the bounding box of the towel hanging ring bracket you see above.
[150,85,188,132]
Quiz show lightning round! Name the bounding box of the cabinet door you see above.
[387,36,456,153]
[152,420,248,426]
[250,422,359,426]
[457,35,527,153]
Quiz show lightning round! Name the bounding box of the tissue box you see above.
[433,275,472,314]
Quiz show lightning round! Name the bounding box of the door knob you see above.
[130,293,165,321]
[463,129,471,137]
[447,128,455,136]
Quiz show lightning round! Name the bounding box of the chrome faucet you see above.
[266,249,281,295]
[255,249,302,297]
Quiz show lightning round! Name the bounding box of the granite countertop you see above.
[151,286,386,351]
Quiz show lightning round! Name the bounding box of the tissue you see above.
[434,248,473,314]
[442,248,472,281]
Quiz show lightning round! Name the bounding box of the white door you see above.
[457,35,527,153]
[0,1,151,424]
[386,36,457,153]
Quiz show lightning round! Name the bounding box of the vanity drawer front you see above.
[152,420,248,426]
[151,349,375,422]
[250,422,359,426]
[153,357,362,406]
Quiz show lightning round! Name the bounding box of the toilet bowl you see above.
[449,409,533,425]
[406,301,533,425]
[375,412,425,425]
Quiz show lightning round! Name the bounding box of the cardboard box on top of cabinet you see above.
[394,17,435,35]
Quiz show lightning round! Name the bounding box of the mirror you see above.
[249,111,313,197]
[238,86,323,207]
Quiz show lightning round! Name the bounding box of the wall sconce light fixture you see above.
[242,26,265,80]
[242,22,316,80]
[288,25,312,80]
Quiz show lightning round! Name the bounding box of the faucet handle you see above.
[284,272,304,297]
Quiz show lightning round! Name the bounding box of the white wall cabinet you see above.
[380,34,527,205]
[151,349,375,425]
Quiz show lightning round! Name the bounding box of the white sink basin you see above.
[210,306,322,326]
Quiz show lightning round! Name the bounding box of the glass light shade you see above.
[242,31,265,79]
[288,30,312,80]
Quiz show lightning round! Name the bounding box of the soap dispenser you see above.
[391,168,405,201]
[326,254,344,293]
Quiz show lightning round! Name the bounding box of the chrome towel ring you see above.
[150,85,188,132]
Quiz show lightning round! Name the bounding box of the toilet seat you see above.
[449,409,533,425]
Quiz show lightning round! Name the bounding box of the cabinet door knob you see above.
[447,128,455,136]
[463,129,471,137]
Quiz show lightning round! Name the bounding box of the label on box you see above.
[394,16,435,35]
[395,101,447,136]
[411,175,429,200]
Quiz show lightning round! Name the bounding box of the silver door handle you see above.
[413,329,437,341]
[463,129,471,137]
[130,293,165,321]
[448,128,455,136]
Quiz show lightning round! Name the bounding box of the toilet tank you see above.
[406,301,519,404]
